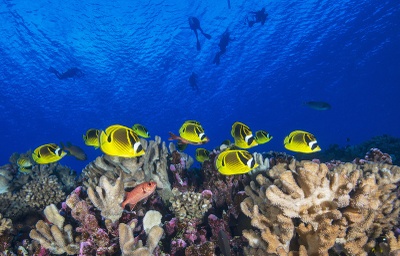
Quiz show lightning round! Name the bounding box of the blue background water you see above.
[1,0,399,173]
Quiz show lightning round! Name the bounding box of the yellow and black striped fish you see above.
[195,148,210,163]
[215,150,258,175]
[17,155,33,173]
[32,143,67,164]
[83,128,101,149]
[284,130,321,153]
[99,124,145,157]
[254,130,273,144]
[230,121,258,149]
[169,120,209,145]
[132,124,150,138]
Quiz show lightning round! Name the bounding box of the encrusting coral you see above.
[169,187,212,221]
[241,159,400,255]
[0,163,77,220]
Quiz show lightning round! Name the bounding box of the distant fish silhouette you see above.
[189,72,199,90]
[303,101,331,110]
[189,17,211,51]
[49,67,84,80]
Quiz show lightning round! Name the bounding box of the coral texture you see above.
[119,222,164,256]
[87,175,124,222]
[81,136,173,202]
[241,160,400,255]
[29,204,79,255]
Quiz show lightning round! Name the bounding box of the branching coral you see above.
[81,135,173,202]
[0,213,12,236]
[241,160,400,255]
[29,204,79,255]
[119,222,163,256]
[87,175,124,222]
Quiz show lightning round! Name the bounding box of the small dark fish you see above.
[303,101,331,110]
[218,230,231,256]
[61,142,87,161]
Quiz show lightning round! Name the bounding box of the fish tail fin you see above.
[168,132,179,141]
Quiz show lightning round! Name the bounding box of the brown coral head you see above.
[365,148,392,164]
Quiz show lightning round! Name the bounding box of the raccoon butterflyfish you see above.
[83,128,100,149]
[195,148,210,163]
[32,143,67,164]
[168,120,209,145]
[254,130,273,144]
[303,101,331,110]
[61,142,87,161]
[215,150,258,175]
[230,121,258,149]
[284,130,321,153]
[218,139,232,151]
[132,124,150,138]
[17,155,33,173]
[99,124,145,158]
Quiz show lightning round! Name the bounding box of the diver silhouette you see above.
[247,8,268,27]
[189,17,211,51]
[189,72,199,90]
[213,30,233,65]
[48,67,84,80]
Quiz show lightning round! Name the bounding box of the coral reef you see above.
[241,159,400,255]
[315,134,400,165]
[81,136,173,202]
[0,163,77,220]
[2,137,400,255]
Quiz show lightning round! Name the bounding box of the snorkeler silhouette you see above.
[189,17,211,51]
[247,8,268,27]
[213,30,233,65]
[48,67,84,80]
[189,72,199,90]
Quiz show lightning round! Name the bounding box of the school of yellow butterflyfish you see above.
[29,120,321,176]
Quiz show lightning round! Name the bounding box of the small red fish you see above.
[121,181,157,211]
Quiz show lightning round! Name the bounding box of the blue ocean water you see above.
[1,0,399,173]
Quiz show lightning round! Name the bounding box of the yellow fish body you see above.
[284,130,321,153]
[254,130,273,144]
[215,150,259,175]
[32,143,67,164]
[195,148,210,163]
[83,128,100,149]
[169,120,209,145]
[99,124,145,158]
[17,155,33,173]
[132,124,150,138]
[231,121,258,149]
